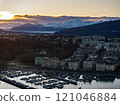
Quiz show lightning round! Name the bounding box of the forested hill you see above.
[54,20,120,37]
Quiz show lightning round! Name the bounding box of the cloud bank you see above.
[0,15,120,29]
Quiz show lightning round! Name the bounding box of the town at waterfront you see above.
[0,32,120,89]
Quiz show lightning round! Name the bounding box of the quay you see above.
[0,76,35,89]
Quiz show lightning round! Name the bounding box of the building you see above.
[104,42,120,49]
[96,62,116,72]
[82,37,93,44]
[107,47,120,52]
[35,57,42,66]
[96,63,106,72]
[35,57,59,69]
[89,54,97,60]
[60,60,68,70]
[81,36,105,46]
[41,57,50,68]
[105,46,120,57]
[83,60,96,71]
[105,64,116,71]
[105,47,120,57]
[40,50,47,55]
[68,61,79,71]
[49,57,60,68]
[72,38,76,44]
[41,57,59,69]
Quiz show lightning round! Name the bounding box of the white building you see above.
[35,57,42,66]
[68,61,79,71]
[60,60,68,70]
[96,63,106,72]
[41,57,59,69]
[96,62,116,72]
[83,60,96,71]
[35,57,59,69]
[105,64,116,71]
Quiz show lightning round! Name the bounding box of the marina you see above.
[0,70,120,89]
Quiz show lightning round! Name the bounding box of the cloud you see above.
[0,15,120,29]
[14,15,120,22]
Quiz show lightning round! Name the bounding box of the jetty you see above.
[0,76,35,89]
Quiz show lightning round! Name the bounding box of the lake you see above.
[10,30,57,34]
[0,80,19,89]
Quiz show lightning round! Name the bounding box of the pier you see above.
[0,76,35,89]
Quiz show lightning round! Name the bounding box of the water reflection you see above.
[96,77,115,83]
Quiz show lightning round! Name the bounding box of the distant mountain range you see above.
[1,20,120,37]
[10,20,104,31]
[54,20,120,37]
[45,20,103,29]
[10,23,64,31]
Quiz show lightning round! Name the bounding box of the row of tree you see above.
[0,38,78,69]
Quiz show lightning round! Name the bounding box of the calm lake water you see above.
[0,80,19,89]
[0,70,120,89]
[10,30,56,34]
[22,31,56,34]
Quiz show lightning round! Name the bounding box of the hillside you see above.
[0,29,4,35]
[54,20,120,37]
[11,23,64,31]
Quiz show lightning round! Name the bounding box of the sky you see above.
[0,0,120,29]
[0,0,120,17]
